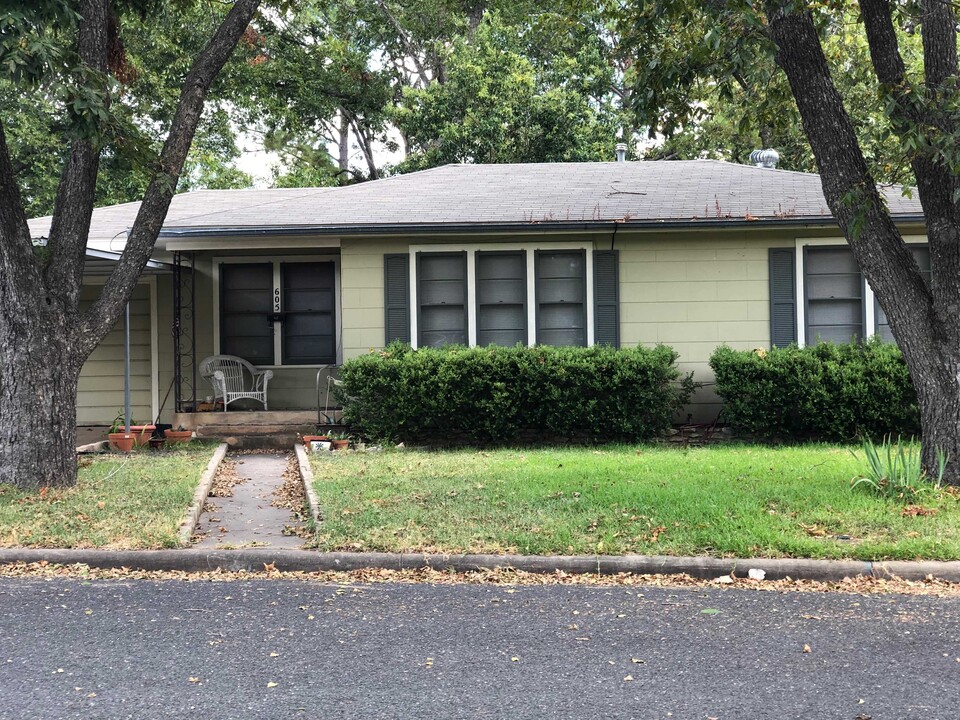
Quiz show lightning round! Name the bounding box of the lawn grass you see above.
[309,444,960,561]
[0,444,218,549]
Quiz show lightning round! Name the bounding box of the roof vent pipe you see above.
[615,143,628,162]
[750,148,780,169]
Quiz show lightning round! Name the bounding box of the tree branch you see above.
[375,0,431,87]
[79,0,261,352]
[861,0,960,299]
[44,0,110,313]
[921,0,957,88]
[0,120,41,320]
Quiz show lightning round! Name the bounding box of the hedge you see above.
[709,341,919,441]
[336,343,695,445]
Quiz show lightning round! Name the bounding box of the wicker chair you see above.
[199,355,273,411]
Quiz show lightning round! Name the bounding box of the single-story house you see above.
[28,158,925,434]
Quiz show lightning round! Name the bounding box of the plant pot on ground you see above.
[164,426,194,445]
[302,435,330,453]
[108,433,135,452]
[327,432,351,451]
[129,425,156,447]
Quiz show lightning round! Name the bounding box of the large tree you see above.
[615,0,960,481]
[0,0,260,489]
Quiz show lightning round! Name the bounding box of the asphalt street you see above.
[1,578,958,720]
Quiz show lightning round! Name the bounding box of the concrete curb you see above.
[1,546,959,583]
[176,443,229,545]
[293,443,322,524]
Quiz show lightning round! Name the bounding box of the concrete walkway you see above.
[194,453,305,549]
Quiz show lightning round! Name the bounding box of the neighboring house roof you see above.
[28,160,925,246]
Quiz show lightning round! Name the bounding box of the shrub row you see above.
[709,341,919,441]
[337,343,695,445]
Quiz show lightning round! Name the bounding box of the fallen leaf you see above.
[714,575,734,584]
[269,652,279,658]
[701,608,721,615]
[623,675,634,681]
[267,681,278,688]
[511,656,519,662]
[631,658,645,664]
[188,677,200,683]
[803,644,812,653]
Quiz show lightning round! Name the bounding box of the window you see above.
[281,262,336,365]
[218,259,338,366]
[220,263,274,365]
[397,244,612,350]
[804,247,864,344]
[536,250,587,346]
[771,243,932,347]
[417,252,467,347]
[875,246,931,342]
[476,251,526,346]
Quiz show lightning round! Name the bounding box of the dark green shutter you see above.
[768,248,797,348]
[384,253,410,344]
[593,250,619,347]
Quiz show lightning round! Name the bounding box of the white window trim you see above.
[212,255,342,368]
[408,242,595,349]
[794,236,927,347]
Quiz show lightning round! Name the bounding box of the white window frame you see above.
[212,255,342,368]
[408,242,595,349]
[794,235,927,347]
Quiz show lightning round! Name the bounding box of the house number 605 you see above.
[274,288,281,312]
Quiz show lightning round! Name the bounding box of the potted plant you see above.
[164,425,193,445]
[301,433,331,453]
[327,431,350,451]
[129,422,156,447]
[107,412,135,453]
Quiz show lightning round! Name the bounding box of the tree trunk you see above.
[765,2,960,483]
[907,351,960,479]
[0,0,260,490]
[0,317,83,488]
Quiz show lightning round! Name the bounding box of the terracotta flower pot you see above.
[331,439,349,451]
[129,425,156,447]
[164,429,193,445]
[108,433,135,452]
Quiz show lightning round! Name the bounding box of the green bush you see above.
[337,343,695,445]
[709,340,919,441]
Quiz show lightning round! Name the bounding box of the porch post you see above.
[124,301,131,433]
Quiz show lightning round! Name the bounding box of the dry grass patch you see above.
[0,444,219,548]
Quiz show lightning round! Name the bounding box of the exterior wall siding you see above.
[153,227,848,421]
[617,233,788,421]
[340,238,394,360]
[77,282,153,425]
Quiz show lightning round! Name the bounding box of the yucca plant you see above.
[851,436,948,499]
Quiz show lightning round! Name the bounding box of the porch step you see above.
[174,409,346,449]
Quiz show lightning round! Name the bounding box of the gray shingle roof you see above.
[29,161,924,245]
